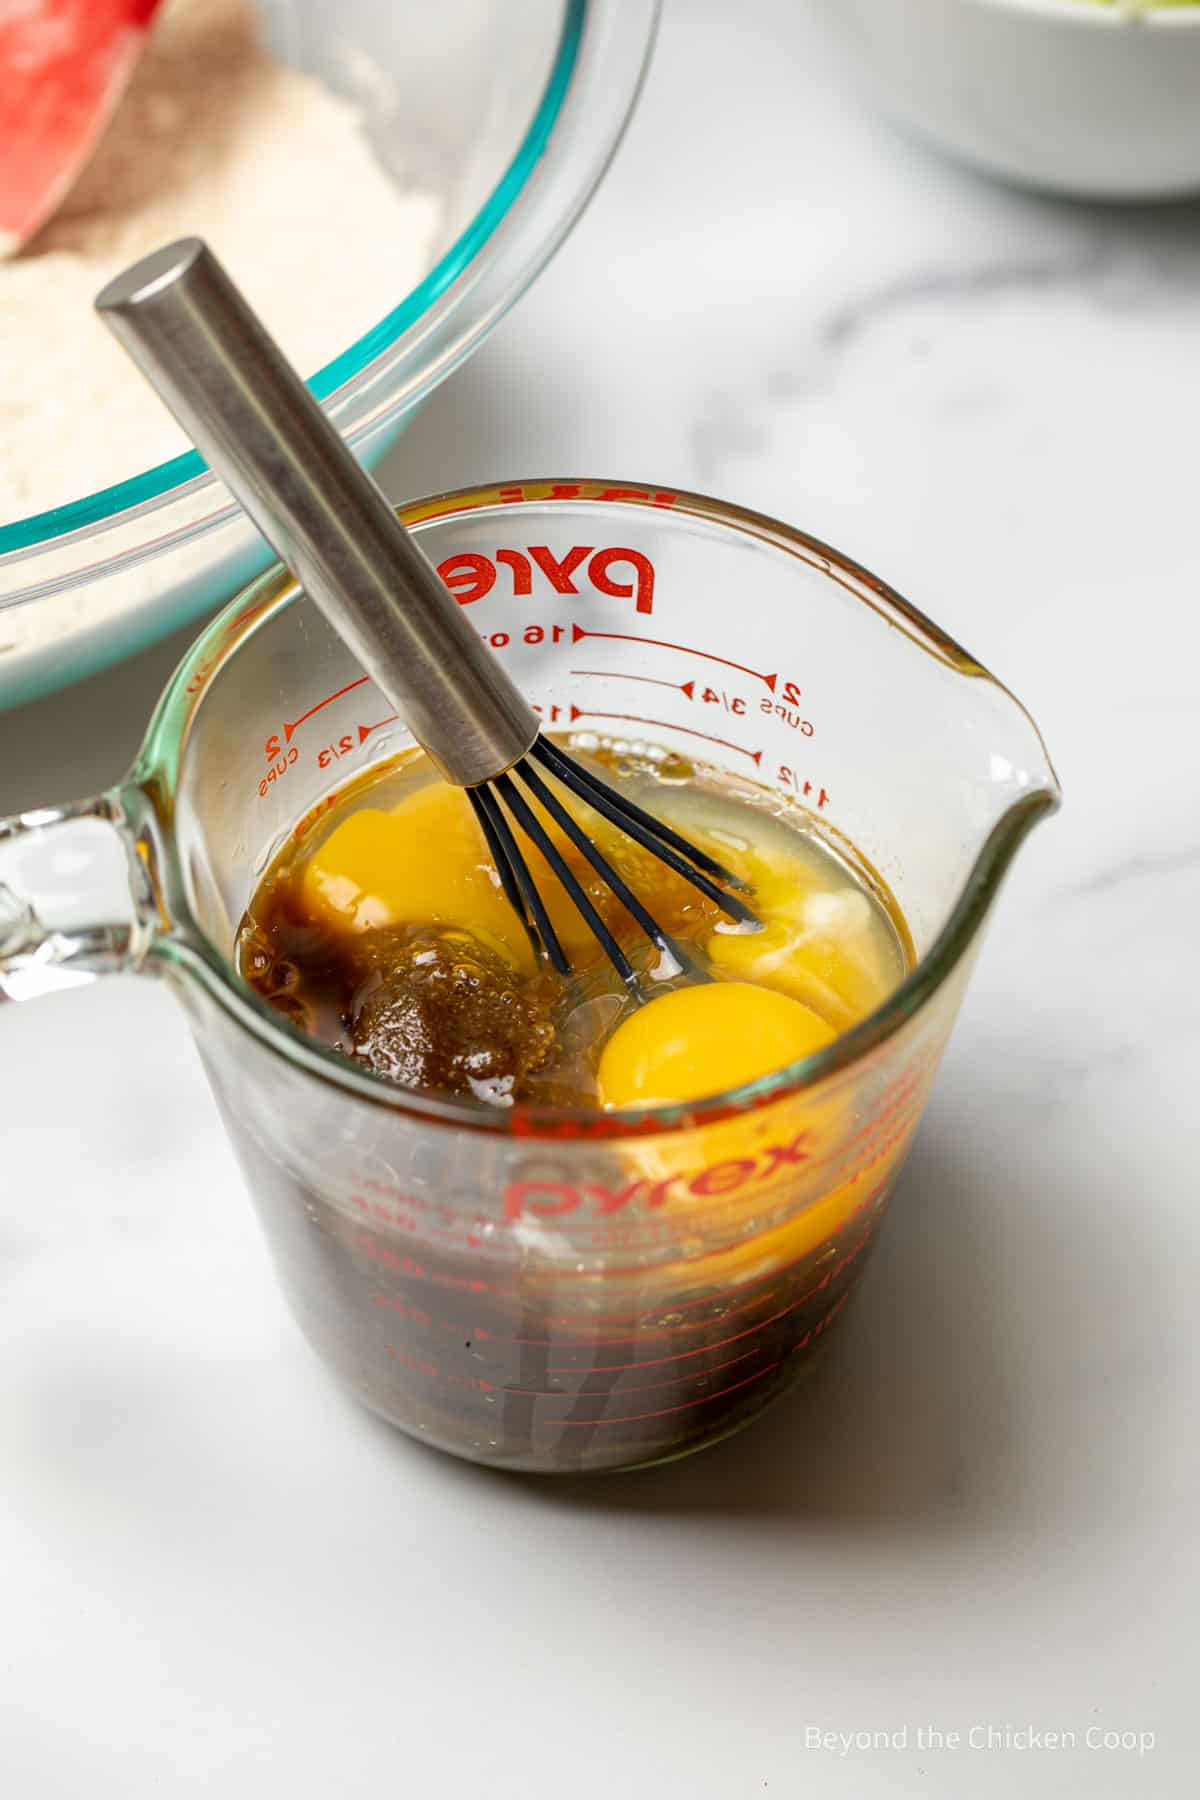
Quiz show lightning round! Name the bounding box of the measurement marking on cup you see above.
[777,764,831,809]
[568,707,763,765]
[367,1242,871,1400]
[570,623,778,691]
[365,1282,860,1421]
[545,1273,850,1374]
[376,1250,864,1354]
[421,1287,778,1356]
[551,1264,859,1362]
[358,714,399,744]
[570,670,752,718]
[312,717,402,769]
[570,668,695,698]
[550,1361,782,1427]
[501,1346,763,1400]
[471,1284,772,1343]
[357,1173,889,1296]
[354,1161,890,1252]
[547,1290,857,1426]
[284,675,371,741]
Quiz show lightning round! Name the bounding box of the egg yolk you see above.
[301,784,537,970]
[597,981,835,1109]
[300,777,719,975]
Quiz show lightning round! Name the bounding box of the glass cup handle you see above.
[0,791,160,1003]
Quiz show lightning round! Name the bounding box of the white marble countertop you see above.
[1,3,1196,1795]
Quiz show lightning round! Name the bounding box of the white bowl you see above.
[808,0,1200,200]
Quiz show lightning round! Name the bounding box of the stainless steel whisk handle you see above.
[95,238,538,787]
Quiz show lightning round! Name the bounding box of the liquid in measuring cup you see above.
[230,738,916,1470]
[238,739,909,1104]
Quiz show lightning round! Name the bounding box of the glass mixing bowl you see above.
[0,0,657,710]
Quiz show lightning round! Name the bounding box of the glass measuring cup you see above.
[0,481,1059,1473]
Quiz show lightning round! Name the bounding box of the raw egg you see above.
[597,980,835,1109]
[300,774,720,975]
[300,784,536,969]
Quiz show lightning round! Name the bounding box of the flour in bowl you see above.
[0,0,441,524]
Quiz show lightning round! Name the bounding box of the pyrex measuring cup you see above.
[0,482,1059,1473]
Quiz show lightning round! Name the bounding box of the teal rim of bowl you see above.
[0,0,586,556]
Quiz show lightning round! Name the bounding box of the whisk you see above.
[96,240,756,1001]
